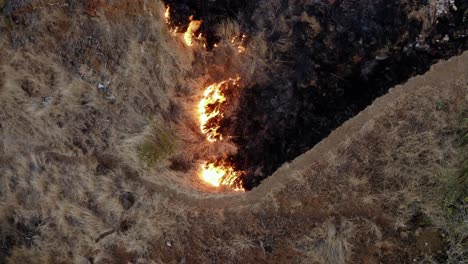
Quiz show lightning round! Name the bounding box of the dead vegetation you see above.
[419,116,468,263]
[0,0,467,263]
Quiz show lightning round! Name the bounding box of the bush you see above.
[138,123,177,167]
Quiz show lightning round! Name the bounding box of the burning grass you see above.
[200,162,243,191]
[183,16,202,47]
[198,77,240,142]
[0,0,467,263]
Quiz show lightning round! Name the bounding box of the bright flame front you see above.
[184,16,202,46]
[201,163,243,191]
[164,7,245,191]
[164,6,170,24]
[198,77,244,191]
[198,77,239,142]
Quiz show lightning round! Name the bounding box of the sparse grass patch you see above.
[443,116,468,209]
[436,100,449,112]
[424,114,468,262]
[138,122,177,167]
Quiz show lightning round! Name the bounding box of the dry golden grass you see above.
[0,0,467,263]
[0,1,199,262]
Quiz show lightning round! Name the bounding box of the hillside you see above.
[0,1,467,263]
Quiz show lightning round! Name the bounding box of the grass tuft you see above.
[138,122,177,167]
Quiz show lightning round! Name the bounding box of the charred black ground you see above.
[166,0,467,190]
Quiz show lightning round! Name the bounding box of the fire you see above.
[162,9,246,191]
[201,162,243,191]
[164,8,247,191]
[231,34,247,53]
[198,77,244,191]
[184,16,202,46]
[164,6,170,24]
[198,77,239,142]
[164,7,202,45]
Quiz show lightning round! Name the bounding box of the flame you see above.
[201,163,243,191]
[198,77,240,142]
[171,26,179,36]
[184,16,202,46]
[198,77,244,191]
[164,8,245,191]
[165,6,170,24]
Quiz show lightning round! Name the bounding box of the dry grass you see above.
[0,0,467,263]
[299,220,354,264]
[419,116,468,263]
[0,0,197,262]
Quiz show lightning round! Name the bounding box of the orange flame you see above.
[201,162,243,191]
[198,77,244,191]
[184,16,202,46]
[198,77,239,142]
[165,6,170,24]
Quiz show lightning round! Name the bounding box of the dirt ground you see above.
[0,1,467,263]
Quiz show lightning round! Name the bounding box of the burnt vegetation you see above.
[166,0,467,190]
[0,0,467,263]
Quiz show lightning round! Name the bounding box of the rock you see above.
[375,54,389,61]
[97,83,109,94]
[414,42,430,52]
[97,82,116,103]
[119,192,136,210]
[42,96,53,107]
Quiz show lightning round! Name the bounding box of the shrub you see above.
[138,123,177,167]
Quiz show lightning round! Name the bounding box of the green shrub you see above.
[138,123,177,167]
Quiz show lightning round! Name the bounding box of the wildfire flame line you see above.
[198,77,244,191]
[164,6,244,191]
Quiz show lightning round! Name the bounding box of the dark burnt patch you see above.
[234,0,466,190]
[166,0,467,190]
[163,0,254,48]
